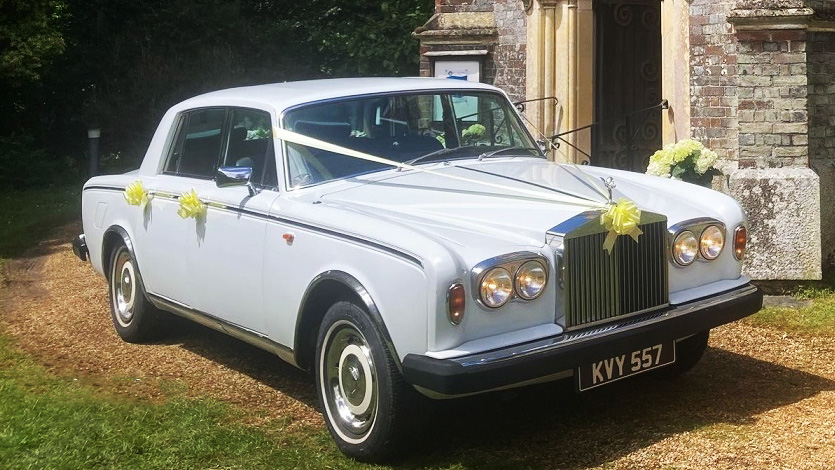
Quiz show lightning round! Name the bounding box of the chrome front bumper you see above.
[402,283,763,396]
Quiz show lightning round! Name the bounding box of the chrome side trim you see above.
[83,184,126,192]
[79,186,422,268]
[147,293,298,367]
[272,216,423,268]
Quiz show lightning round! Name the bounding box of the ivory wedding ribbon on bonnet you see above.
[273,127,643,253]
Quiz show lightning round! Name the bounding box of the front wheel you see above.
[108,243,163,343]
[315,301,419,462]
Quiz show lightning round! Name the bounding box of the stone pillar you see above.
[525,1,560,143]
[728,4,822,280]
[524,0,594,163]
[660,0,691,144]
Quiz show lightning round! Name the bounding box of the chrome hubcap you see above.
[338,344,373,416]
[321,321,377,443]
[113,252,136,326]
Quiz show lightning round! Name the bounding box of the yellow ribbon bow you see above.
[600,198,643,254]
[177,189,207,219]
[123,180,149,207]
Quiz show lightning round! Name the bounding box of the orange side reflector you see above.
[447,284,466,325]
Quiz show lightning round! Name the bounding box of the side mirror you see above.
[216,166,257,197]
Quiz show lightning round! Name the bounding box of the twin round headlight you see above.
[480,260,547,308]
[672,225,725,266]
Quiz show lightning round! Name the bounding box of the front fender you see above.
[294,270,400,371]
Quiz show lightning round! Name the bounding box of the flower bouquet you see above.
[646,139,719,186]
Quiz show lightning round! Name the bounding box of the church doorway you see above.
[592,0,663,172]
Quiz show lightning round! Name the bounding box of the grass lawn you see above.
[746,279,835,335]
[0,184,83,271]
[0,335,371,470]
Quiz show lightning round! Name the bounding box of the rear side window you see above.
[164,108,227,178]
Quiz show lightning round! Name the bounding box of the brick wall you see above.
[492,0,526,102]
[689,0,738,163]
[736,29,809,169]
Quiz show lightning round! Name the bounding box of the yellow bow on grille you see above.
[177,189,207,219]
[123,180,149,207]
[600,199,643,254]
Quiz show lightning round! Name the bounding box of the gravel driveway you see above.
[2,224,834,469]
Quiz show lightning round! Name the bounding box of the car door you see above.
[138,107,229,304]
[183,107,280,334]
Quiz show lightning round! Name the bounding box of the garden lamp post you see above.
[88,127,101,177]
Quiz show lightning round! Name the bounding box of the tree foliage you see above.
[263,0,431,76]
[0,0,433,181]
[0,0,65,87]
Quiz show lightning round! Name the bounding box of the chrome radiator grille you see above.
[562,217,669,329]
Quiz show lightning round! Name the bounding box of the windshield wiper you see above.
[400,145,540,169]
[477,146,541,161]
[401,146,476,167]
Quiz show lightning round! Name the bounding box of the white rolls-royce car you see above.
[73,78,762,461]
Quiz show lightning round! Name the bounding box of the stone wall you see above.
[727,4,823,280]
[416,1,498,84]
[807,31,835,266]
[689,0,738,166]
[730,167,822,280]
[436,0,494,13]
[492,0,526,102]
[417,0,525,102]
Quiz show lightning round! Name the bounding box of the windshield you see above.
[282,90,540,188]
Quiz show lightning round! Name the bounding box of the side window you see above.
[223,108,277,188]
[164,108,226,178]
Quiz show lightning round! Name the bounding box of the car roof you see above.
[174,77,502,112]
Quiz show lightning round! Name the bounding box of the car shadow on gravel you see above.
[152,318,835,469]
[156,319,317,406]
[395,346,835,469]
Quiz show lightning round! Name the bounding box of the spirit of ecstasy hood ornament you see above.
[602,177,616,204]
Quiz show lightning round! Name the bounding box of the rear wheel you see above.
[108,243,163,343]
[315,301,419,462]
